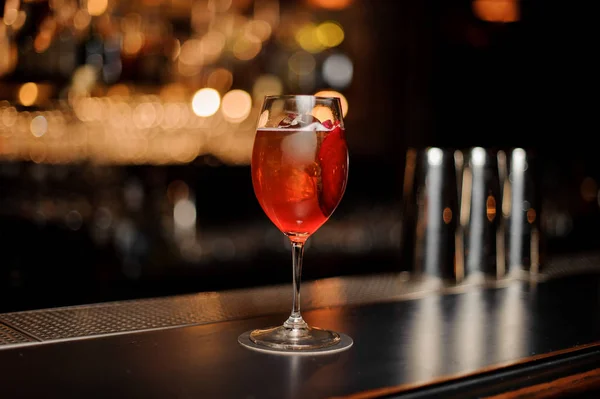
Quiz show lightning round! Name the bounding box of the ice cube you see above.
[278,113,321,128]
[282,130,318,165]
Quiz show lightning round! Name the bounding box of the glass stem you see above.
[284,240,308,330]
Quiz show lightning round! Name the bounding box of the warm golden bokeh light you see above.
[122,32,145,55]
[232,34,262,60]
[200,31,227,64]
[191,88,221,117]
[0,0,362,167]
[314,90,348,117]
[221,89,252,123]
[316,21,344,47]
[178,39,203,66]
[307,0,353,10]
[1,107,18,127]
[33,19,55,53]
[0,38,18,77]
[244,19,272,42]
[73,9,92,30]
[18,82,39,106]
[87,0,109,17]
[132,102,157,129]
[473,0,519,23]
[295,23,325,53]
[207,68,234,93]
[3,7,19,26]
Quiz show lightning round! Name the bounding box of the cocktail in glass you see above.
[238,95,351,353]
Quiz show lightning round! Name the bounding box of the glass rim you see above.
[263,94,341,101]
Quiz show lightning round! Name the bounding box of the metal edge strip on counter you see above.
[328,342,600,399]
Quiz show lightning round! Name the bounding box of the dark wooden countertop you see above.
[1,272,599,398]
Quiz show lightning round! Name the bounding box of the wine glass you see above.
[238,95,352,354]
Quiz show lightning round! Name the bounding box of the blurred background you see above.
[0,0,596,312]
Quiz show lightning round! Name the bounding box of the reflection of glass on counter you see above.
[453,290,486,371]
[410,295,443,382]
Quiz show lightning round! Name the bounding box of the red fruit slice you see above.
[318,124,348,216]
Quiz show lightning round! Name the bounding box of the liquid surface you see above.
[252,127,348,238]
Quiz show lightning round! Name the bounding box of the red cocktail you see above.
[252,123,348,240]
[239,95,352,354]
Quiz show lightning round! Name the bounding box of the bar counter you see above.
[1,256,600,398]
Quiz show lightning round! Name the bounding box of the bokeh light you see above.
[192,88,221,117]
[73,9,91,30]
[316,21,344,47]
[473,0,519,23]
[322,53,353,89]
[295,23,325,53]
[207,68,234,93]
[122,32,145,56]
[179,39,203,66]
[30,115,48,137]
[200,31,227,64]
[0,0,362,166]
[18,82,38,106]
[308,0,353,10]
[315,90,348,117]
[244,20,272,42]
[221,90,252,123]
[174,198,197,229]
[233,33,262,60]
[87,0,108,16]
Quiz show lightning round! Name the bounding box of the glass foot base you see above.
[238,326,353,355]
[253,325,340,350]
